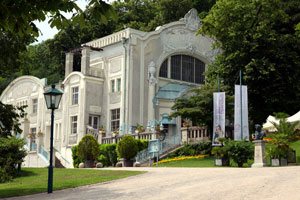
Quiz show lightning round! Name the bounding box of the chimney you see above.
[65,52,74,78]
[81,46,90,75]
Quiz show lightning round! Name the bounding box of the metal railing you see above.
[39,145,49,161]
[30,142,37,151]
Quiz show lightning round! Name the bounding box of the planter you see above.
[287,150,296,163]
[84,160,94,168]
[119,158,134,167]
[214,157,229,166]
[271,158,288,166]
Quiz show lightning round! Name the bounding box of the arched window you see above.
[159,55,205,84]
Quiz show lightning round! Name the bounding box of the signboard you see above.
[234,85,249,140]
[213,92,226,146]
[148,139,160,153]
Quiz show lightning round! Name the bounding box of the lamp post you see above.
[43,84,63,194]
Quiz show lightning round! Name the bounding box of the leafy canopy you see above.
[199,0,300,124]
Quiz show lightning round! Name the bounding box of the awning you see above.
[161,114,176,125]
[155,83,191,100]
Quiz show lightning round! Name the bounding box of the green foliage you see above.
[116,135,139,160]
[136,139,149,151]
[225,139,254,167]
[0,102,26,138]
[170,83,234,132]
[167,142,212,158]
[0,137,27,183]
[199,0,300,124]
[211,146,227,158]
[265,144,290,159]
[98,144,118,167]
[71,145,84,168]
[265,114,299,159]
[77,135,100,161]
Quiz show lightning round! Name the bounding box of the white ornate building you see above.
[0,9,217,167]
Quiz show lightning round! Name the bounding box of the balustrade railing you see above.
[30,142,37,151]
[39,145,49,161]
[182,126,209,144]
[86,125,98,140]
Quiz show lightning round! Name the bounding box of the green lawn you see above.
[0,168,146,198]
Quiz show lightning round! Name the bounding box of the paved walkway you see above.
[6,166,300,200]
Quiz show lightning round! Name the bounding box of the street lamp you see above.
[43,84,63,194]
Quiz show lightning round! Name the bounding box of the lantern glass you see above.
[44,84,63,110]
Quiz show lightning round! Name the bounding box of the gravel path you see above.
[5,166,300,200]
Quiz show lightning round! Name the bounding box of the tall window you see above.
[71,116,78,134]
[89,115,100,129]
[111,109,120,131]
[111,80,115,93]
[159,55,205,84]
[72,87,79,105]
[32,99,38,113]
[117,78,121,92]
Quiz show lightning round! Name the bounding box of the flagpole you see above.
[240,69,243,140]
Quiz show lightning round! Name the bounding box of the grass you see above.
[0,168,146,198]
[154,140,300,168]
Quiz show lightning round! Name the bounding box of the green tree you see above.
[0,102,26,138]
[169,83,234,133]
[199,0,300,124]
[78,135,100,161]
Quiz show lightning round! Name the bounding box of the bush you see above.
[136,139,149,152]
[116,135,139,160]
[167,142,212,159]
[226,139,254,167]
[71,145,84,168]
[98,144,118,167]
[77,135,100,161]
[0,137,27,183]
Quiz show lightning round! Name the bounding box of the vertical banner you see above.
[234,85,249,141]
[213,92,226,146]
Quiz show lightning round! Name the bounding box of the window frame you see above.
[71,115,78,134]
[110,109,120,131]
[32,98,38,113]
[72,87,79,105]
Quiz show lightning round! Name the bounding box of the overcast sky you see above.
[32,0,88,45]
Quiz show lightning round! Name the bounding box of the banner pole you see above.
[218,74,220,92]
[240,69,243,140]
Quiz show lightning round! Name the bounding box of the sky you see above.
[32,0,88,45]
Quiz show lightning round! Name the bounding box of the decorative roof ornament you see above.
[181,8,202,32]
[148,61,157,85]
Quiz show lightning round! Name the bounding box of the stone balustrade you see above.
[181,126,209,144]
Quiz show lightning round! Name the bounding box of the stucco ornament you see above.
[203,39,222,61]
[148,61,157,85]
[181,8,202,31]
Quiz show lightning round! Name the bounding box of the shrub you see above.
[226,139,254,167]
[71,145,84,168]
[116,135,138,160]
[211,146,228,158]
[98,144,118,167]
[0,137,27,183]
[167,142,212,159]
[136,139,149,152]
[77,135,100,161]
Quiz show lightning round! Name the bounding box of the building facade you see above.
[0,9,218,167]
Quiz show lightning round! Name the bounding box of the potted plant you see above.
[78,135,100,168]
[98,125,106,135]
[116,135,139,167]
[183,121,191,127]
[266,113,300,166]
[135,123,145,134]
[211,146,229,166]
[37,131,44,137]
[113,128,119,136]
[266,145,289,166]
[27,132,35,139]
